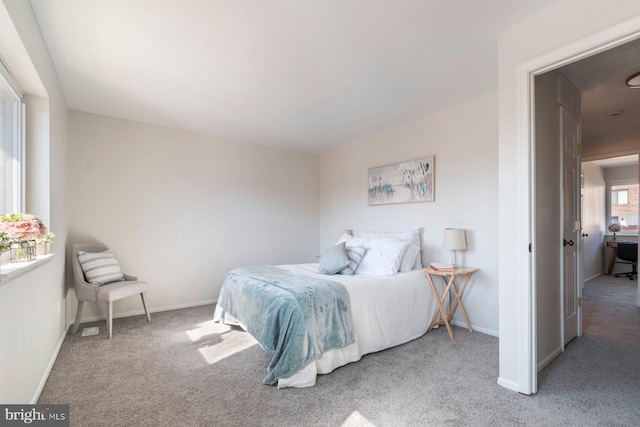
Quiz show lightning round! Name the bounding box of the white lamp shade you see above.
[443,228,467,251]
[337,229,353,241]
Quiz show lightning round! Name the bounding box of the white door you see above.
[561,107,582,347]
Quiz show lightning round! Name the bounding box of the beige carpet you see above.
[38,275,640,426]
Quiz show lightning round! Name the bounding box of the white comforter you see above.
[272,263,440,388]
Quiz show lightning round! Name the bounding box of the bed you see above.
[213,230,442,388]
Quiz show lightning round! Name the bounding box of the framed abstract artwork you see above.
[368,156,435,205]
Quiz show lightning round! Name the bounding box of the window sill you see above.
[0,254,54,285]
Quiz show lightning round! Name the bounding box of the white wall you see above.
[0,0,68,404]
[584,127,640,159]
[498,0,640,393]
[604,164,638,182]
[319,92,499,336]
[581,162,606,280]
[67,111,319,322]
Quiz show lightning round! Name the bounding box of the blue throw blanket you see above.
[216,265,354,385]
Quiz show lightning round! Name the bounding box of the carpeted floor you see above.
[38,275,640,426]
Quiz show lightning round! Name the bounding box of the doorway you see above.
[498,8,640,396]
[582,155,639,281]
[532,34,640,389]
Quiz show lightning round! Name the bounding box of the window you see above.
[608,181,639,233]
[0,59,23,214]
[611,188,628,205]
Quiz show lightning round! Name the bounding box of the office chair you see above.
[614,242,638,280]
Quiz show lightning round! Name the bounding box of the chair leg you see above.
[71,300,84,335]
[141,292,151,322]
[107,301,113,339]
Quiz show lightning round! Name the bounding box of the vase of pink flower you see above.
[0,213,49,262]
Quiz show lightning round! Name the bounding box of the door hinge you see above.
[578,297,582,307]
[528,243,532,253]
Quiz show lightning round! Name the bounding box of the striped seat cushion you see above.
[77,250,124,286]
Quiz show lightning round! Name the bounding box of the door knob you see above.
[563,239,575,246]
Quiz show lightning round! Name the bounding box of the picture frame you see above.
[368,156,435,205]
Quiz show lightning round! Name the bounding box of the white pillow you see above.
[355,238,410,276]
[335,236,368,275]
[338,234,370,248]
[358,229,422,269]
[338,246,366,275]
[77,250,124,286]
[399,243,421,272]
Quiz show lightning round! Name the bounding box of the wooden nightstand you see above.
[422,266,478,340]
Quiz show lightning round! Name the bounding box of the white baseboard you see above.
[31,326,68,404]
[537,346,562,372]
[497,377,520,393]
[584,272,604,282]
[450,320,498,337]
[77,299,217,323]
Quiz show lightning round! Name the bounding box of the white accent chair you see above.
[71,242,150,338]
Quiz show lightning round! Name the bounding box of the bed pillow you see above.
[358,228,422,269]
[338,246,366,275]
[355,238,411,276]
[318,242,351,275]
[358,229,420,247]
[337,234,366,247]
[77,250,124,286]
[399,243,421,272]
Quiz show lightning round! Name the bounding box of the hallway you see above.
[535,274,640,420]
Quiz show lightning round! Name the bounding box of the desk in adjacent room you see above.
[606,240,638,275]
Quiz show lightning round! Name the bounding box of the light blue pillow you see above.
[77,250,124,286]
[339,246,366,275]
[318,242,350,275]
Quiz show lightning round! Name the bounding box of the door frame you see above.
[516,17,640,395]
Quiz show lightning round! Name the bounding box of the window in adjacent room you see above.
[611,188,629,205]
[608,180,639,233]
[0,58,24,214]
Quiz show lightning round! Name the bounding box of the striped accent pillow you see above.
[339,246,366,275]
[77,250,124,286]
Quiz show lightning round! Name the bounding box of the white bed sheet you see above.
[273,263,441,388]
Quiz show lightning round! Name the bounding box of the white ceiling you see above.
[591,155,638,168]
[559,38,640,142]
[30,0,561,153]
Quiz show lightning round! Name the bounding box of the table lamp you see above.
[608,223,621,241]
[443,228,467,267]
[337,229,353,242]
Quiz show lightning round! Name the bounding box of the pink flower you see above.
[0,214,48,240]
